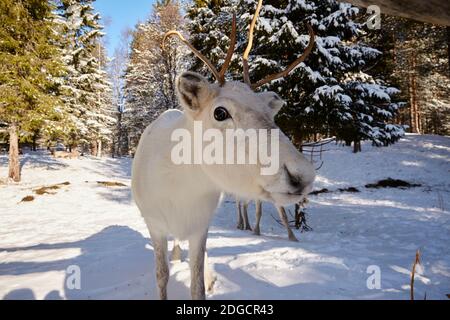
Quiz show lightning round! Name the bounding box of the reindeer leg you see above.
[171,238,182,262]
[189,231,208,300]
[254,200,262,236]
[152,234,169,300]
[236,199,244,230]
[243,201,252,231]
[277,206,298,242]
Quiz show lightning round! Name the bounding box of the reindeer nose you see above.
[284,165,304,193]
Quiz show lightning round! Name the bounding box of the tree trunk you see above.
[32,131,38,151]
[8,123,20,182]
[447,26,450,77]
[91,141,97,157]
[116,110,125,157]
[111,139,116,159]
[96,140,102,158]
[353,140,361,153]
[409,53,421,134]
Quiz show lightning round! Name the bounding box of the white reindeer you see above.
[131,1,316,300]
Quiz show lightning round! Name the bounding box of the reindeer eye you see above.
[214,107,230,122]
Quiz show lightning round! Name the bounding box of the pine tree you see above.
[0,0,66,181]
[56,0,114,155]
[109,28,132,157]
[123,1,188,152]
[123,25,155,150]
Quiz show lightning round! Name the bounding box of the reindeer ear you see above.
[260,91,285,116]
[176,72,213,112]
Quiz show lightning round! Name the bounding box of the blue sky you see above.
[94,0,155,56]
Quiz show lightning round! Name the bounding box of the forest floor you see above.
[0,134,449,300]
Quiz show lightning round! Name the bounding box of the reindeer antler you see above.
[243,0,263,86]
[219,14,237,83]
[242,0,316,90]
[163,14,237,86]
[163,30,221,83]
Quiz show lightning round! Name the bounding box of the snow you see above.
[259,17,273,33]
[1,135,449,300]
[304,65,325,83]
[314,85,343,100]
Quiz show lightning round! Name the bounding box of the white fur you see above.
[132,72,316,300]
[133,109,220,240]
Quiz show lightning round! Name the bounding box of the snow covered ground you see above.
[0,134,449,300]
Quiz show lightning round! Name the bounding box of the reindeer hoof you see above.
[254,229,260,236]
[205,274,217,294]
[171,244,182,261]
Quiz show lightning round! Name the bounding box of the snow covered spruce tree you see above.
[187,0,404,151]
[0,0,66,182]
[186,0,239,81]
[123,0,188,153]
[56,0,114,156]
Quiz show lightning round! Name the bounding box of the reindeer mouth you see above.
[275,193,307,206]
[261,187,309,206]
[288,191,304,196]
